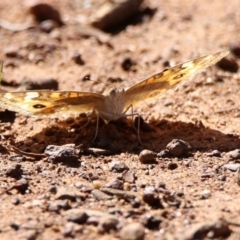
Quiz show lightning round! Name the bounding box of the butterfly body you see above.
[99,87,126,122]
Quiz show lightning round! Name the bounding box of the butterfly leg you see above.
[92,109,100,142]
[95,106,143,144]
[0,62,3,84]
[80,115,91,129]
[78,108,100,142]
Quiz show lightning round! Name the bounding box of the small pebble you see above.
[166,139,191,157]
[121,57,136,71]
[92,189,112,200]
[44,144,79,162]
[98,217,118,233]
[66,211,88,224]
[55,186,85,201]
[216,57,239,72]
[140,214,162,229]
[62,222,82,237]
[119,222,145,240]
[144,170,149,175]
[167,162,178,170]
[5,163,23,178]
[157,149,171,158]
[183,218,231,239]
[109,160,129,172]
[131,197,141,208]
[217,175,226,181]
[48,199,69,212]
[13,178,29,194]
[91,0,144,31]
[82,74,91,81]
[157,182,166,189]
[142,186,160,206]
[92,180,103,189]
[26,0,63,25]
[201,173,212,179]
[11,197,20,205]
[226,149,240,160]
[124,182,131,190]
[4,46,20,58]
[72,51,85,65]
[105,178,124,190]
[223,163,240,171]
[86,148,111,156]
[48,186,57,194]
[100,187,136,200]
[230,42,240,58]
[49,28,61,39]
[86,216,100,226]
[194,190,211,199]
[122,170,135,183]
[207,150,221,157]
[39,19,58,33]
[10,222,20,230]
[139,149,156,163]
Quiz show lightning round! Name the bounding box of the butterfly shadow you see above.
[6,115,240,157]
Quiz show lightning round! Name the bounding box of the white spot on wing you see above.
[24,92,40,101]
[4,93,14,99]
[181,61,194,68]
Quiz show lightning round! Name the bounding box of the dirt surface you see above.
[1,0,240,239]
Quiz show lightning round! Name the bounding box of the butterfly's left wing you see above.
[124,51,228,110]
[0,91,105,118]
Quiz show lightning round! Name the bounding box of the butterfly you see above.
[0,51,229,143]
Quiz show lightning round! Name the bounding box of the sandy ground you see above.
[1,0,240,239]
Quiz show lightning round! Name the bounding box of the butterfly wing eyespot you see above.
[32,104,47,109]
[124,51,229,110]
[173,73,185,79]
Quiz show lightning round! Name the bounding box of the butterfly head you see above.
[108,87,125,97]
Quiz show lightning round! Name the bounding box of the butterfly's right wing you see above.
[0,91,105,118]
[124,51,228,110]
